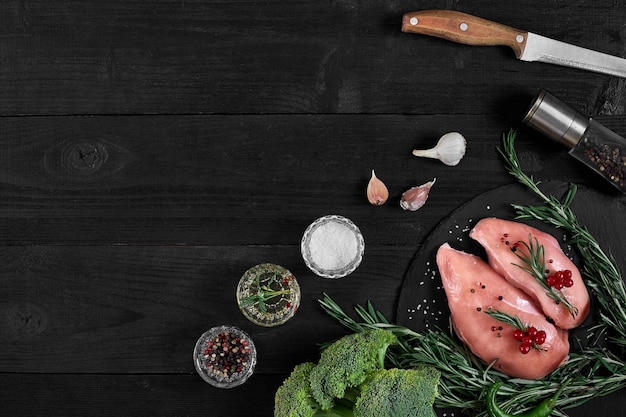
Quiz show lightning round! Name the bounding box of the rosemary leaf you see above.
[510,234,578,318]
[499,129,626,344]
[317,131,626,416]
[484,309,526,330]
[320,293,626,417]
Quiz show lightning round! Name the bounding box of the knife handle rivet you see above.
[516,34,524,43]
[459,22,469,31]
[409,17,418,26]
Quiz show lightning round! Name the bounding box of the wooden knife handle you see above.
[401,10,527,58]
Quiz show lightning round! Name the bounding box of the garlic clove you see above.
[366,169,389,206]
[412,132,466,166]
[400,178,436,211]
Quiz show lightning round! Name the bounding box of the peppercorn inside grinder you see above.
[522,89,626,193]
[193,325,257,388]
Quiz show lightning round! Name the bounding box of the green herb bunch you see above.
[320,130,626,417]
[239,270,292,313]
[498,129,626,346]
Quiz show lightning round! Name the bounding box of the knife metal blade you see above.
[401,10,626,78]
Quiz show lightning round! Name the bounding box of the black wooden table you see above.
[1,1,625,416]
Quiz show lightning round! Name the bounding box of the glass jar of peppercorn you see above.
[193,325,257,388]
[236,263,301,327]
[523,89,626,194]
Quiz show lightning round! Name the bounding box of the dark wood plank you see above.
[1,114,622,245]
[1,1,625,416]
[0,0,624,115]
[0,244,409,373]
[0,374,284,417]
[0,369,623,417]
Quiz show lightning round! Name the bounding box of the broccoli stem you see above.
[341,387,361,405]
[315,399,354,417]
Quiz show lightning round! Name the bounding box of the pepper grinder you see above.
[522,90,626,194]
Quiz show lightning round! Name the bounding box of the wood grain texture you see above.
[0,373,621,417]
[1,1,626,416]
[0,374,285,417]
[0,1,624,115]
[0,114,622,245]
[0,245,409,373]
[401,10,528,57]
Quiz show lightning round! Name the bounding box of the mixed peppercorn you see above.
[202,330,252,378]
[579,137,625,190]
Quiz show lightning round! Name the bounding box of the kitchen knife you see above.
[401,10,626,78]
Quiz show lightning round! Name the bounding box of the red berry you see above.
[534,330,547,345]
[527,326,537,337]
[513,329,525,341]
[563,270,572,279]
[555,271,564,280]
[554,282,564,290]
[546,275,556,286]
[564,278,574,288]
[522,335,534,345]
[519,343,532,354]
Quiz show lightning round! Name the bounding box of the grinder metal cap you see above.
[522,90,589,149]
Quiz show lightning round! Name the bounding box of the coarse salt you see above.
[308,221,358,271]
[301,215,364,279]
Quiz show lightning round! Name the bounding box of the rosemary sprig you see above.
[485,309,547,354]
[238,271,291,313]
[317,131,626,416]
[319,293,626,417]
[498,129,626,347]
[319,294,499,415]
[484,309,526,331]
[511,234,578,318]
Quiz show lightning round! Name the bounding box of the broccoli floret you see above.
[309,329,397,410]
[274,330,441,417]
[353,367,440,417]
[274,362,321,417]
[274,362,354,417]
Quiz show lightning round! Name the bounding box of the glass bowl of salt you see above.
[301,215,365,279]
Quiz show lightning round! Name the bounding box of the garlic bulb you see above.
[412,132,466,166]
[400,179,436,211]
[366,169,389,206]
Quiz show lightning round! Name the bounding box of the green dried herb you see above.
[239,271,291,313]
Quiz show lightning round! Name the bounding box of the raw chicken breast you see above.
[437,243,569,379]
[470,217,590,329]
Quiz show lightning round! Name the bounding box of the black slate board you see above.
[396,181,626,417]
